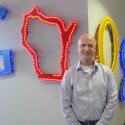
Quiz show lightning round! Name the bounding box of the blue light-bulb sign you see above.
[0,50,14,75]
[0,6,7,21]
[119,40,125,103]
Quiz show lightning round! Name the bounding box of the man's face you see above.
[78,39,96,61]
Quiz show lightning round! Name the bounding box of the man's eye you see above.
[81,44,85,47]
[89,45,93,47]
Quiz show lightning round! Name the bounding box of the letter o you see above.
[96,17,119,72]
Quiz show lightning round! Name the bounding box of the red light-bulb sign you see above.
[20,5,77,81]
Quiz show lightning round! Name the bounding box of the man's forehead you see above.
[78,40,95,45]
[78,34,96,44]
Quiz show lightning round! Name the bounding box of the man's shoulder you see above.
[96,61,112,73]
[64,64,77,75]
[62,64,77,81]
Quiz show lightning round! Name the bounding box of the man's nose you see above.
[84,46,89,51]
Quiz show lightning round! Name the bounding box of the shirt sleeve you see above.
[60,71,81,125]
[96,69,118,125]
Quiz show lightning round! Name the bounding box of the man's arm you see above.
[96,70,118,125]
[60,71,81,125]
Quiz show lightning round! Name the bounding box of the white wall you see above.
[0,0,88,125]
[88,0,125,125]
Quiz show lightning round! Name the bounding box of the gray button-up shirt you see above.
[60,61,118,125]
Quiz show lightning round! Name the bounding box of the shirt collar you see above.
[75,60,98,71]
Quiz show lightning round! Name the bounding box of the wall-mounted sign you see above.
[119,40,125,103]
[96,17,119,72]
[0,6,7,21]
[20,5,77,81]
[0,50,14,75]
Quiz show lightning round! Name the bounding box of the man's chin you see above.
[82,57,93,61]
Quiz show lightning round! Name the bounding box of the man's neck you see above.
[80,59,94,66]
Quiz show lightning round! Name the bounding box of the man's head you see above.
[78,34,96,65]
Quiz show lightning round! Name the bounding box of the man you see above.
[60,34,118,125]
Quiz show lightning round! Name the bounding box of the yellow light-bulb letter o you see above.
[96,17,119,72]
